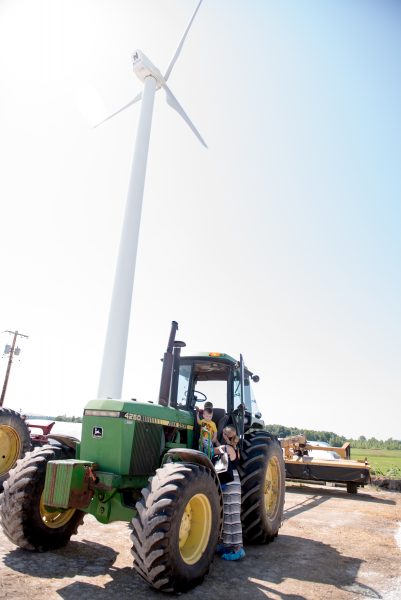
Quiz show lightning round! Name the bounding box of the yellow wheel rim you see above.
[179,493,212,565]
[0,425,21,477]
[40,493,76,529]
[264,456,281,517]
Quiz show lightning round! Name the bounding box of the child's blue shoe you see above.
[215,544,227,555]
[221,547,246,561]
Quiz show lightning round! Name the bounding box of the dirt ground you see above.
[0,482,400,600]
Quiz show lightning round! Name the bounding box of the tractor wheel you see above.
[0,408,31,489]
[0,445,84,551]
[239,431,285,544]
[131,462,223,593]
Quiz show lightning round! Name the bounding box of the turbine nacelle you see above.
[132,50,164,89]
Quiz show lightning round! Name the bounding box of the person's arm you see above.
[211,422,218,445]
[214,444,236,461]
[226,445,237,461]
[195,406,202,426]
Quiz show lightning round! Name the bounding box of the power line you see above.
[1,330,29,407]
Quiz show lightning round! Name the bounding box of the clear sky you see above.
[0,0,400,440]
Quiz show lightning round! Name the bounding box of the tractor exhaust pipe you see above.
[158,321,178,406]
[169,341,186,408]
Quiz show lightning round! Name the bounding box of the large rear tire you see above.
[0,408,31,489]
[131,462,223,593]
[0,445,84,550]
[239,431,285,543]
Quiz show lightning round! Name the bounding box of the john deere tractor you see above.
[0,322,285,593]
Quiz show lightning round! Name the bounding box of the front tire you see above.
[131,462,223,593]
[0,445,84,550]
[0,408,31,489]
[239,431,285,543]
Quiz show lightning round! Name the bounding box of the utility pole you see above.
[0,330,29,407]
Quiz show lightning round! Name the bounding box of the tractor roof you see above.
[181,352,237,365]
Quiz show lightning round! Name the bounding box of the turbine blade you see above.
[164,84,207,148]
[163,0,203,82]
[94,92,142,128]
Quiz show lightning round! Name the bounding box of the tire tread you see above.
[131,462,223,593]
[239,431,285,544]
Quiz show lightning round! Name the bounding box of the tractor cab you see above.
[174,352,264,446]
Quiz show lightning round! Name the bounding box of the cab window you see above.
[177,364,191,408]
[232,369,253,412]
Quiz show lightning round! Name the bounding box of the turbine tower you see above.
[97,0,205,400]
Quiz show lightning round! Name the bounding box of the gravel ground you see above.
[0,483,400,600]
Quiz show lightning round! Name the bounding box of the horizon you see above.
[25,412,400,444]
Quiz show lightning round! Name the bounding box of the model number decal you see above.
[123,413,193,430]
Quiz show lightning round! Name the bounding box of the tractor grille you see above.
[130,423,162,476]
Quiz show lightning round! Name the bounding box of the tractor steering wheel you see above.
[193,390,207,402]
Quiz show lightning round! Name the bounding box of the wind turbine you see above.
[97,0,206,400]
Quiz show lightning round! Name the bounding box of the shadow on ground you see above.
[285,484,396,506]
[2,534,381,599]
[283,492,330,521]
[244,534,380,599]
[3,539,117,578]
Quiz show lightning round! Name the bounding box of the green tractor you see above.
[0,322,285,593]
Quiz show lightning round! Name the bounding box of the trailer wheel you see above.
[131,462,223,593]
[346,482,358,494]
[239,431,285,543]
[0,445,84,550]
[0,408,31,489]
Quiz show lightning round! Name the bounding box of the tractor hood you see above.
[78,399,194,478]
[83,398,194,429]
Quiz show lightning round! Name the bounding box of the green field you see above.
[350,448,401,478]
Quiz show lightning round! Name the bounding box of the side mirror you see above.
[252,375,260,383]
[255,412,262,419]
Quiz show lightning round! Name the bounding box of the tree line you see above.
[265,424,401,451]
[29,415,400,450]
[26,414,83,422]
[54,415,83,423]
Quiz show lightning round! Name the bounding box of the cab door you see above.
[231,354,246,447]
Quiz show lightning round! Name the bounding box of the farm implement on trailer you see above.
[281,434,371,494]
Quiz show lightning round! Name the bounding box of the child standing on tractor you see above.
[214,425,245,561]
[196,404,218,457]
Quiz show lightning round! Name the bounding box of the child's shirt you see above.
[200,419,217,440]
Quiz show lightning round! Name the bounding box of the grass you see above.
[350,448,401,479]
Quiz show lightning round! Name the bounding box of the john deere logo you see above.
[92,426,103,438]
